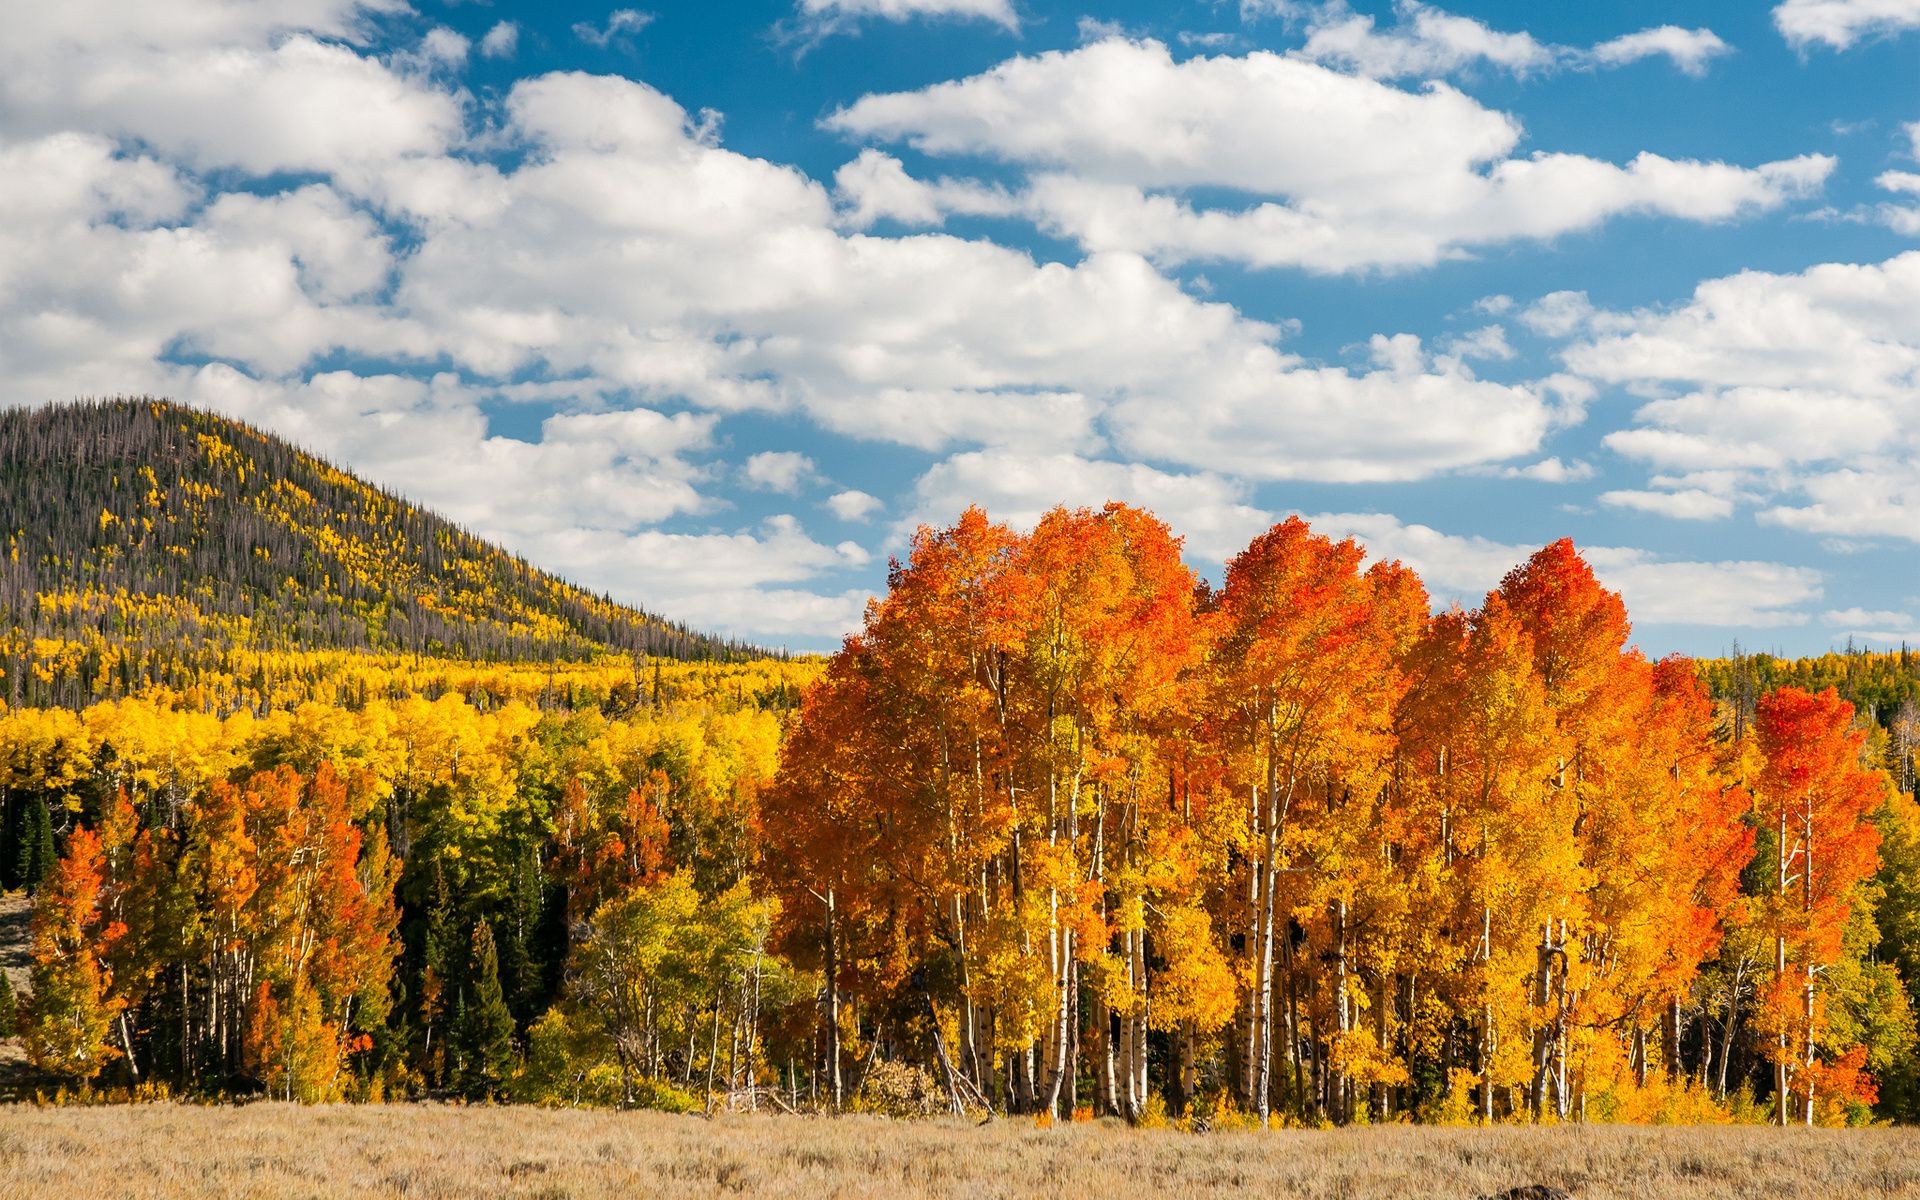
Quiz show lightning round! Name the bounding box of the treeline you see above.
[1,661,815,1107]
[9,504,1920,1128]
[1703,648,1920,793]
[0,398,759,712]
[760,507,1919,1127]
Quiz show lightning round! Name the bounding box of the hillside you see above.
[0,398,753,709]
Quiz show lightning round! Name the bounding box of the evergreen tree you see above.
[416,863,457,1089]
[18,798,53,894]
[452,920,515,1100]
[0,794,19,892]
[498,844,545,1028]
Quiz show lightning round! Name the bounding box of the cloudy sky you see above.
[7,0,1920,652]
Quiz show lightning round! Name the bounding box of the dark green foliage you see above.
[0,794,18,891]
[452,920,516,1101]
[497,845,558,1030]
[16,797,52,893]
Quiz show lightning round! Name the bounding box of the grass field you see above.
[1,1104,1917,1199]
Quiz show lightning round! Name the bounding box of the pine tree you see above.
[452,920,515,1100]
[20,798,55,894]
[0,794,18,892]
[417,863,457,1089]
[498,845,545,1028]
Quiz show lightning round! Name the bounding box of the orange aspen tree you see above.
[22,825,126,1081]
[1209,517,1425,1122]
[1754,686,1884,1125]
[1020,504,1201,1120]
[1397,596,1572,1122]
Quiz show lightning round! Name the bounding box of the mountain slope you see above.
[0,398,751,707]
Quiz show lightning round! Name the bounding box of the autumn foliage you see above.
[2,503,1915,1129]
[761,506,1907,1126]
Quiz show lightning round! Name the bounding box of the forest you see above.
[6,493,1920,1131]
[0,399,754,714]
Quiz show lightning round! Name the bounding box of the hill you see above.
[0,398,755,709]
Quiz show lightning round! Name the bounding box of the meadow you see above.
[0,1105,1915,1200]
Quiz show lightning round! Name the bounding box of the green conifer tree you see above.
[19,798,54,894]
[452,920,515,1100]
[0,794,19,891]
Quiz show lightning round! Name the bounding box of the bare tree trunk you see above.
[824,887,843,1111]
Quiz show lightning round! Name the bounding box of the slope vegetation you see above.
[0,399,752,708]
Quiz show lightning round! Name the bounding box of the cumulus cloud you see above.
[743,450,818,493]
[1826,606,1916,626]
[831,148,1020,229]
[1478,457,1596,483]
[826,39,1828,274]
[1548,252,1920,540]
[1589,26,1732,75]
[826,489,884,521]
[1292,2,1557,79]
[479,22,519,59]
[1310,513,1821,627]
[1443,324,1515,361]
[1599,488,1736,521]
[1260,3,1728,81]
[1775,0,1920,50]
[909,451,1275,564]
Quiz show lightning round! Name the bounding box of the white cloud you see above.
[1879,170,1920,196]
[795,0,1020,34]
[479,22,520,59]
[743,450,818,493]
[1882,205,1920,235]
[370,73,1560,481]
[1599,488,1736,521]
[827,39,1829,274]
[0,3,461,179]
[1104,331,1553,482]
[1310,513,1821,627]
[573,9,655,48]
[1294,2,1556,79]
[831,148,1020,229]
[1520,290,1600,338]
[415,27,470,68]
[1775,0,1920,50]
[1552,252,1920,540]
[910,451,1274,563]
[529,516,875,640]
[1825,606,1916,626]
[1480,456,1596,483]
[1589,26,1731,76]
[826,489,884,521]
[1444,324,1515,361]
[1274,3,1728,81]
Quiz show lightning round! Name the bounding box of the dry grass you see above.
[1,1104,1916,1199]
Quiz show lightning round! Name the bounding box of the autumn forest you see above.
[6,401,1920,1136]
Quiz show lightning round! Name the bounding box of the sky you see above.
[5,0,1920,655]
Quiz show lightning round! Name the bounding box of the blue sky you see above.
[7,0,1920,653]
